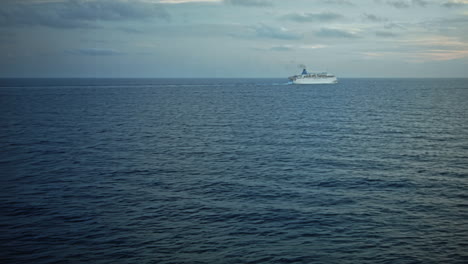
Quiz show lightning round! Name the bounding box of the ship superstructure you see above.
[289,68,338,84]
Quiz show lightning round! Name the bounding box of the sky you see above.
[1,0,468,78]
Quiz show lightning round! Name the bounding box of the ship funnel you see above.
[301,68,308,75]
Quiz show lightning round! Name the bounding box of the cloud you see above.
[384,22,405,29]
[301,44,328,49]
[439,16,468,25]
[224,0,272,6]
[66,48,123,56]
[0,0,170,29]
[363,49,468,62]
[116,27,146,34]
[270,45,293,51]
[397,36,467,48]
[363,13,388,22]
[316,28,359,38]
[255,24,301,40]
[363,36,468,62]
[442,0,468,7]
[386,1,410,8]
[159,0,220,3]
[419,15,468,32]
[269,44,327,51]
[412,0,428,7]
[282,12,343,23]
[413,49,468,61]
[375,31,397,37]
[322,0,354,6]
[384,0,428,8]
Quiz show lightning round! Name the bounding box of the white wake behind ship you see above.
[289,68,338,84]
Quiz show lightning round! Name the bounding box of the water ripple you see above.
[1,78,467,263]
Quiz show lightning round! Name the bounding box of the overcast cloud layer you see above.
[1,0,468,77]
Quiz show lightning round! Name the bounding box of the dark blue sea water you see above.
[1,78,468,264]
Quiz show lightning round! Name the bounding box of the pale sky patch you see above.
[397,36,468,47]
[415,49,468,61]
[300,44,328,49]
[361,48,468,62]
[269,44,328,51]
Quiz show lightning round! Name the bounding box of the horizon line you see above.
[1,76,468,79]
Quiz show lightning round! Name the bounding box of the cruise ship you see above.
[289,68,338,84]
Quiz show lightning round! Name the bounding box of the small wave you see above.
[255,82,292,86]
[272,82,293,86]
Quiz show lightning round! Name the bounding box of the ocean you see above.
[1,78,467,263]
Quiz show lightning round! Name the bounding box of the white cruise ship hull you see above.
[292,77,338,84]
